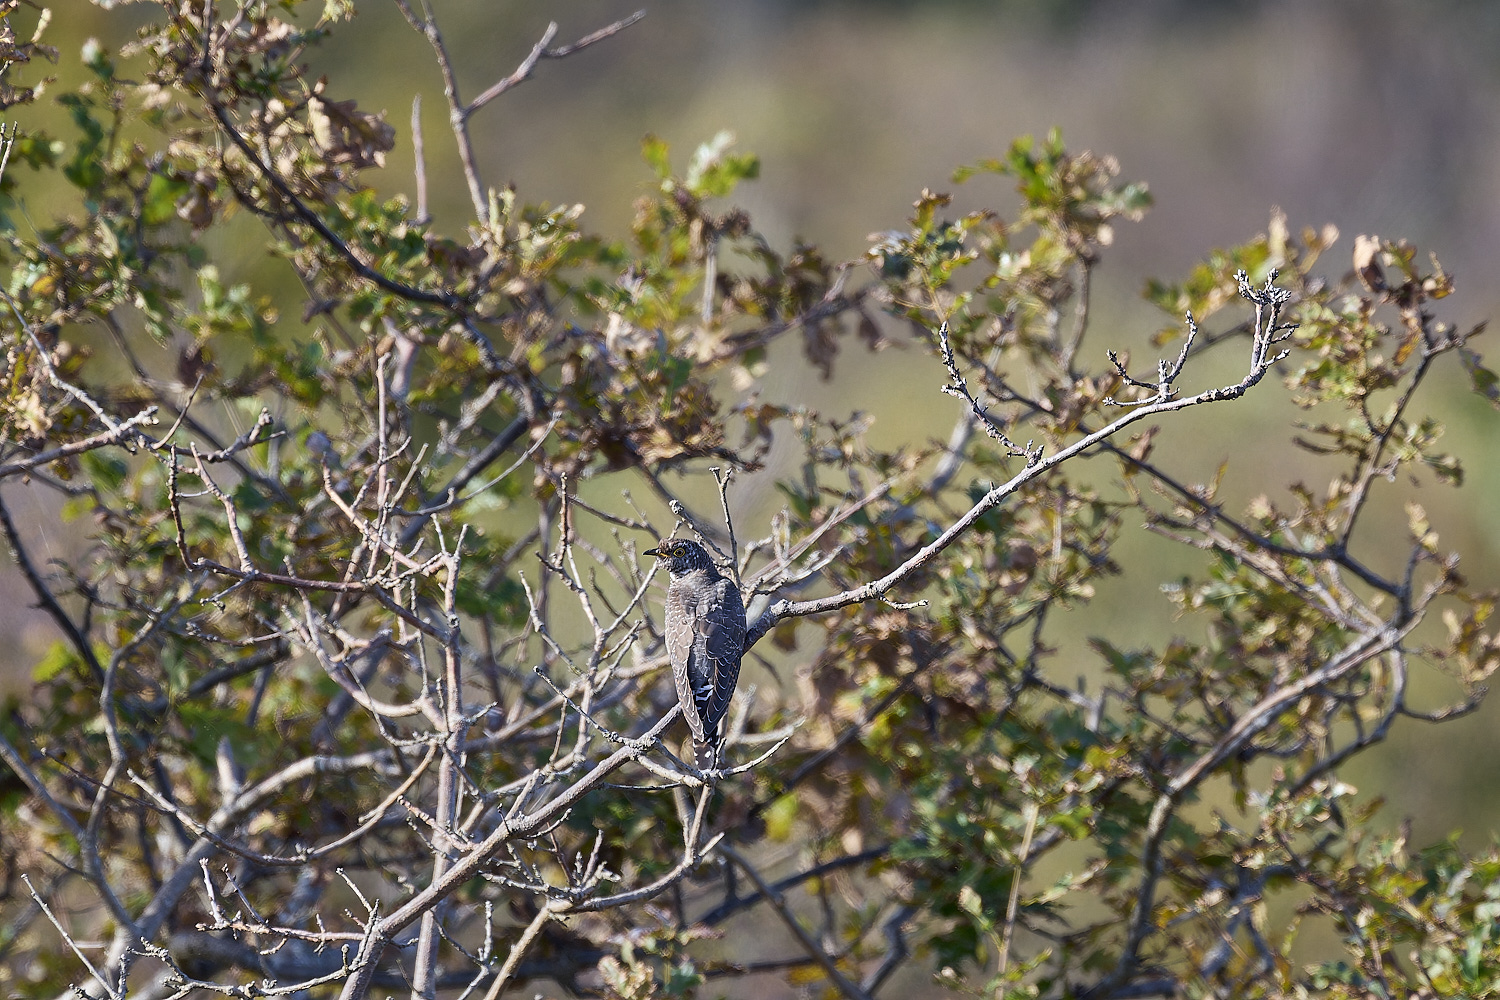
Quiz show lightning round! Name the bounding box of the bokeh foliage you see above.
[1,2,1499,999]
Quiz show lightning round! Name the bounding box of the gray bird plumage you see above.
[645,538,746,770]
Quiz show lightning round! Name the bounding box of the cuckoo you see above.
[645,538,746,770]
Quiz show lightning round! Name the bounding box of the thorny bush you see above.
[1,3,1499,1000]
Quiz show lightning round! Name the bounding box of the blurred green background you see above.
[4,0,1500,852]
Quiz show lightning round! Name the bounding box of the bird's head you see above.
[645,538,714,576]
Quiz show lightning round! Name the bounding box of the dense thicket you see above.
[2,4,1499,999]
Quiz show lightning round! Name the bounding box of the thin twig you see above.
[997,801,1039,980]
[466,12,647,116]
[482,900,563,1000]
[719,843,875,1000]
[744,278,1296,653]
[411,94,430,225]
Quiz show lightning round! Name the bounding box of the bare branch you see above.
[466,12,648,116]
[746,340,1283,649]
[720,843,875,1000]
[411,94,430,225]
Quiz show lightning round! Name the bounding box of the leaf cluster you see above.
[0,4,1498,1000]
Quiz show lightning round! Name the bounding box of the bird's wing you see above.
[664,586,708,743]
[696,577,747,738]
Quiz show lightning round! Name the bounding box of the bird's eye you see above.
[672,544,686,557]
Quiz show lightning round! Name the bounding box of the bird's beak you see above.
[644,546,662,558]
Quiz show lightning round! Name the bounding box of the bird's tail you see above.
[694,740,720,772]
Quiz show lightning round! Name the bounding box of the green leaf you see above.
[80,451,129,494]
[684,130,759,198]
[641,134,671,180]
[764,794,799,841]
[1461,343,1499,408]
[142,172,189,226]
[32,641,75,682]
[662,958,702,995]
[55,92,111,198]
[177,704,257,767]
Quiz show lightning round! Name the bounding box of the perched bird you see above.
[645,538,746,770]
